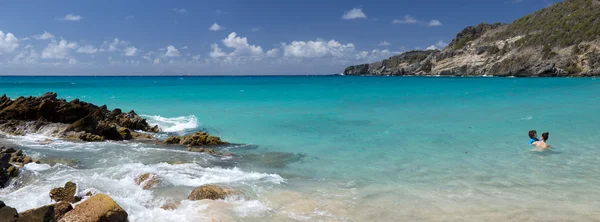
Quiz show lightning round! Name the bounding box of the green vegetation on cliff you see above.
[495,0,600,47]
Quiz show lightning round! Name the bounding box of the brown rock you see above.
[160,202,180,211]
[18,205,55,222]
[22,156,32,164]
[117,127,132,140]
[174,161,184,165]
[78,133,104,142]
[7,165,18,177]
[52,202,73,220]
[179,132,226,147]
[0,204,18,222]
[50,181,80,203]
[163,136,181,144]
[59,194,128,222]
[40,138,54,145]
[188,184,240,201]
[130,131,154,140]
[134,173,159,190]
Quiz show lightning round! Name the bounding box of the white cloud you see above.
[436,40,448,48]
[123,46,138,56]
[282,39,355,58]
[192,54,201,60]
[35,31,55,40]
[11,45,39,64]
[428,20,442,27]
[125,15,135,20]
[209,23,223,31]
[342,8,367,20]
[77,45,98,54]
[209,44,227,58]
[426,45,438,50]
[62,14,82,21]
[41,39,78,59]
[355,49,399,62]
[165,45,180,57]
[216,10,227,15]
[173,8,187,14]
[392,15,418,24]
[251,27,261,32]
[266,48,279,57]
[101,38,129,52]
[222,32,263,56]
[378,41,391,46]
[0,31,19,54]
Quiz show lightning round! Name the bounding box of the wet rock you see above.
[0,203,18,222]
[22,156,32,164]
[52,202,73,220]
[0,153,10,169]
[223,152,234,157]
[0,170,9,188]
[160,202,180,211]
[18,204,55,222]
[180,132,226,147]
[7,165,18,177]
[163,136,181,144]
[130,131,153,140]
[59,194,128,222]
[117,127,132,140]
[96,122,123,141]
[188,184,240,200]
[50,181,81,203]
[134,173,159,190]
[78,133,104,142]
[65,115,98,134]
[0,147,17,154]
[174,161,184,165]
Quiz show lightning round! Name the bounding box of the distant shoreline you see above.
[0,74,597,78]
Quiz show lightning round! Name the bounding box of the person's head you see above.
[541,132,549,141]
[529,130,537,139]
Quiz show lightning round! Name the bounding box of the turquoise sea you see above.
[1,76,600,221]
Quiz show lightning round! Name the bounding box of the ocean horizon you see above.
[1,76,599,221]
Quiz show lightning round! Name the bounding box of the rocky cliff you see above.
[344,0,600,77]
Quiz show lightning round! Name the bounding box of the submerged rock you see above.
[188,184,240,201]
[59,194,128,222]
[134,173,159,190]
[50,181,81,203]
[160,202,180,211]
[243,152,307,168]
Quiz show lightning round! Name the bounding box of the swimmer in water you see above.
[533,132,551,151]
[528,130,539,146]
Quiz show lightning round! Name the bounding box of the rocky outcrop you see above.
[50,181,81,203]
[344,0,600,77]
[0,201,18,222]
[188,185,240,200]
[163,132,228,155]
[52,202,73,220]
[18,204,56,222]
[0,92,159,141]
[1,146,40,188]
[134,173,159,190]
[59,194,128,222]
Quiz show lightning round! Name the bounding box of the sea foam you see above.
[141,115,199,134]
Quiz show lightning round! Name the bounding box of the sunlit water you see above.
[1,76,600,221]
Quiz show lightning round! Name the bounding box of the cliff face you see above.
[344,0,600,76]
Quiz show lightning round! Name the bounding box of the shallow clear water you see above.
[1,76,600,221]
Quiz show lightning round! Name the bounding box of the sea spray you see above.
[141,115,199,134]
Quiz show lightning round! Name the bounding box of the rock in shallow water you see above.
[18,205,55,222]
[0,202,18,222]
[134,173,159,190]
[50,181,81,203]
[59,194,128,222]
[188,184,240,200]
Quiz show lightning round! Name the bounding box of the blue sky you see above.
[0,0,559,75]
